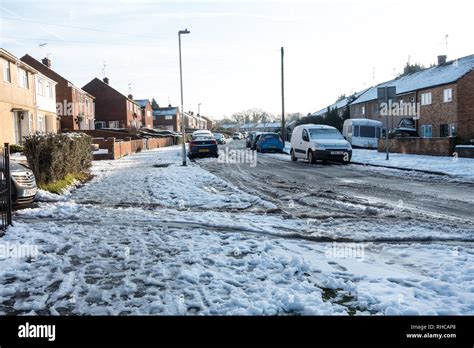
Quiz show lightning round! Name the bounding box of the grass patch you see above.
[38,172,91,194]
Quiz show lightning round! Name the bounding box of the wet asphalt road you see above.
[198,140,474,232]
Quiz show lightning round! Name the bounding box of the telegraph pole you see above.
[281,47,286,144]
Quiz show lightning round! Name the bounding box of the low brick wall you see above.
[67,129,141,140]
[455,145,474,158]
[378,137,455,156]
[92,136,174,160]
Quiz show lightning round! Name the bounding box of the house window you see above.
[165,115,173,120]
[109,121,120,128]
[28,113,33,133]
[443,88,453,103]
[37,115,45,132]
[449,123,457,137]
[147,110,151,117]
[421,125,432,138]
[2,58,11,83]
[421,92,432,106]
[18,67,28,89]
[361,106,365,115]
[95,121,106,129]
[440,124,449,137]
[37,78,45,96]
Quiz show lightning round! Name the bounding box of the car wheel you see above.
[308,150,315,164]
[291,150,297,162]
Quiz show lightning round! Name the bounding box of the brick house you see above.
[82,77,142,129]
[134,99,154,128]
[350,54,474,142]
[1,48,37,145]
[201,115,214,130]
[153,105,181,132]
[20,54,95,131]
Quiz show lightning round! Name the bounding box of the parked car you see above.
[188,135,219,158]
[193,130,213,137]
[0,156,37,205]
[343,118,382,149]
[213,133,226,145]
[256,132,284,153]
[233,132,243,140]
[246,132,257,148]
[290,124,352,164]
[389,127,419,138]
[251,133,263,150]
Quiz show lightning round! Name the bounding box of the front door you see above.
[12,111,22,145]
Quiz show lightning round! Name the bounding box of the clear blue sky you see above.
[1,0,473,119]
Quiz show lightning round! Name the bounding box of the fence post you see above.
[4,143,12,226]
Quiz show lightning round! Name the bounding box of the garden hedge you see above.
[23,133,92,184]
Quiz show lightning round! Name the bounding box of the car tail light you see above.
[210,140,217,145]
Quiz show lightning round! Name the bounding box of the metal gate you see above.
[1,143,12,233]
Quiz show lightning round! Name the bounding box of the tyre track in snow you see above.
[198,141,474,243]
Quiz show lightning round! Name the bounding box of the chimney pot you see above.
[128,94,133,100]
[41,57,51,68]
[438,55,447,65]
[103,77,109,84]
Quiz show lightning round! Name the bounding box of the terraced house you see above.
[21,54,95,131]
[350,54,474,142]
[82,77,142,129]
[1,48,58,145]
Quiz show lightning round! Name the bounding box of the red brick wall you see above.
[378,137,455,156]
[141,102,154,128]
[92,137,174,160]
[457,70,474,142]
[82,78,128,128]
[417,83,457,137]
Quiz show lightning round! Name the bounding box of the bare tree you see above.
[231,108,274,125]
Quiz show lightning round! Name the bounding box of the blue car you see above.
[256,132,284,153]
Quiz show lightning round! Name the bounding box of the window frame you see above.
[421,124,433,138]
[443,88,453,103]
[421,92,432,106]
[17,67,29,89]
[2,58,11,83]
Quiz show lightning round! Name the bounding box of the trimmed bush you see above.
[23,133,92,184]
[9,144,25,154]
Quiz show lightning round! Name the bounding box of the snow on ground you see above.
[352,149,474,180]
[1,146,473,315]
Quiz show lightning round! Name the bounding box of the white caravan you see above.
[343,119,382,149]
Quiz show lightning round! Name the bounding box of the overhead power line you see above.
[0,35,167,47]
[0,16,166,40]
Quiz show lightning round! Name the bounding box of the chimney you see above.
[128,94,133,100]
[168,104,172,107]
[103,77,109,84]
[438,55,447,65]
[41,57,51,68]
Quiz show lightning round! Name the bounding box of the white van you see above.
[343,119,382,149]
[290,124,352,164]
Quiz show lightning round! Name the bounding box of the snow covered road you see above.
[1,145,473,315]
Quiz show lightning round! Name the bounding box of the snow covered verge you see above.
[1,146,473,315]
[352,149,474,181]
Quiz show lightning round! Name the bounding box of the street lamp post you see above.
[198,103,201,116]
[179,28,190,166]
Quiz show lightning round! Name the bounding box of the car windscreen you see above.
[309,128,344,140]
[262,134,280,140]
[359,126,376,138]
[214,134,223,138]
